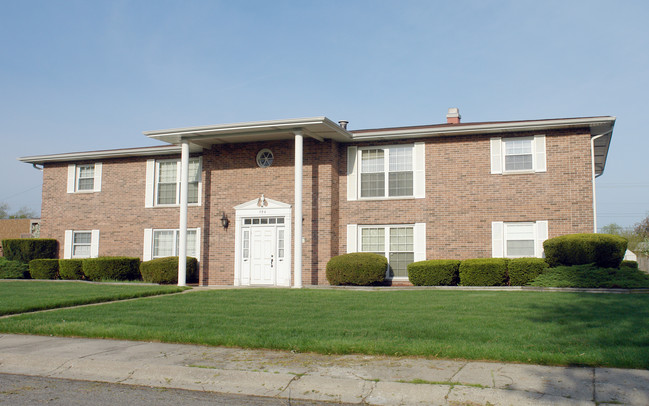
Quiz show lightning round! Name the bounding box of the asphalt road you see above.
[0,373,353,406]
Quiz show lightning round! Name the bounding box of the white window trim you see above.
[347,223,426,280]
[491,221,548,258]
[63,229,100,259]
[143,228,201,261]
[347,143,425,201]
[490,135,546,174]
[145,157,202,208]
[67,163,102,193]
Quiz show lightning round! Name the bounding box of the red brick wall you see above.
[338,128,595,260]
[39,127,595,286]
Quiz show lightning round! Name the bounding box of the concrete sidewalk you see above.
[0,334,647,406]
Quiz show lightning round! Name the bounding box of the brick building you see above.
[19,109,615,286]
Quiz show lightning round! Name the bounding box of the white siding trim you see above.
[535,221,549,258]
[413,142,425,198]
[143,228,153,261]
[90,230,100,258]
[67,164,76,193]
[347,224,358,253]
[347,147,358,201]
[413,222,426,262]
[93,162,102,192]
[63,230,73,259]
[193,227,201,261]
[534,134,547,173]
[145,159,155,208]
[490,138,502,174]
[491,221,504,258]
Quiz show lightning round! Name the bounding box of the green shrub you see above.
[29,259,59,279]
[508,257,549,286]
[543,233,627,268]
[621,260,639,269]
[408,260,460,286]
[2,239,58,263]
[82,257,141,281]
[529,264,649,288]
[326,253,387,285]
[459,258,509,286]
[140,257,198,284]
[0,257,30,279]
[59,259,85,280]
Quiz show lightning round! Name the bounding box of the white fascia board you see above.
[350,116,616,141]
[18,145,203,164]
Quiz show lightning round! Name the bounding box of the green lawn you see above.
[1,288,648,369]
[0,281,187,315]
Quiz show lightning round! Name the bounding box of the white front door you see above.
[250,226,275,285]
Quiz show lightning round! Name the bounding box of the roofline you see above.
[350,116,616,140]
[17,145,202,164]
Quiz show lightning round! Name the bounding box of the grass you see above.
[529,264,649,288]
[0,288,648,369]
[0,281,188,315]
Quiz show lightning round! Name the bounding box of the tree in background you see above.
[600,214,649,252]
[0,202,37,219]
[634,216,649,239]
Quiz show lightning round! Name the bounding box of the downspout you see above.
[590,130,613,233]
[178,139,189,286]
[32,163,44,171]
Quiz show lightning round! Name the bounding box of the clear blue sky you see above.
[1,0,648,229]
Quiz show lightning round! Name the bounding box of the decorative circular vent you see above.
[256,149,274,168]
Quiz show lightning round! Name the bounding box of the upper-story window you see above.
[145,157,201,207]
[490,135,546,174]
[347,143,425,201]
[67,163,102,193]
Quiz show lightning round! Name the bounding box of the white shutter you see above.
[90,230,100,258]
[492,221,504,258]
[347,147,358,201]
[490,138,502,174]
[64,230,73,259]
[534,135,547,173]
[67,164,76,193]
[413,223,426,262]
[413,142,425,198]
[194,228,201,260]
[347,224,358,253]
[143,228,153,261]
[145,159,155,208]
[93,163,102,192]
[535,221,549,258]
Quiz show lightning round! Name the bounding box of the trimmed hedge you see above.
[82,257,141,281]
[326,253,387,285]
[459,258,509,286]
[621,260,639,269]
[29,259,60,279]
[0,257,30,279]
[543,233,627,268]
[408,260,460,286]
[140,256,198,284]
[508,257,549,286]
[59,259,85,280]
[2,239,58,263]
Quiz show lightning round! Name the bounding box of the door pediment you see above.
[234,196,291,212]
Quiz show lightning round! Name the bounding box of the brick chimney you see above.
[446,107,461,124]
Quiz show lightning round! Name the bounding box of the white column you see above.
[178,139,189,286]
[293,131,303,288]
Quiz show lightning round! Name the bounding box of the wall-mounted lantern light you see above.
[221,212,229,230]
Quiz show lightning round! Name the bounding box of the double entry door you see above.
[242,217,287,285]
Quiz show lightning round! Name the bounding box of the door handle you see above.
[270,255,274,267]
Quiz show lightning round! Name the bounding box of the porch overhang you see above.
[143,117,353,148]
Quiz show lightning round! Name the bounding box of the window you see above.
[67,163,102,193]
[360,226,414,278]
[151,158,201,206]
[490,135,546,174]
[492,221,548,258]
[347,143,425,201]
[72,231,92,258]
[64,229,99,259]
[360,146,413,198]
[152,229,198,258]
[256,149,274,168]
